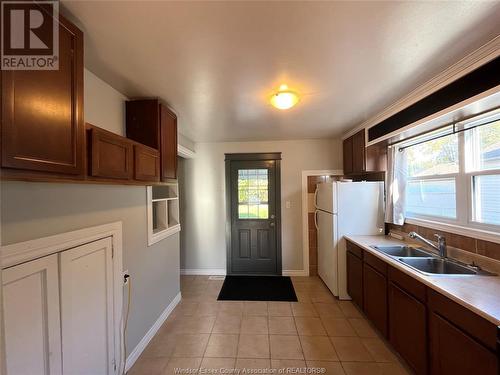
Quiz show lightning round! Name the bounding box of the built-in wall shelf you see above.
[147,184,181,245]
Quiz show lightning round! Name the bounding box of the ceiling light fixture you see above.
[270,84,300,110]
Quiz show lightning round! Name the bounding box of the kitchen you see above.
[0,2,499,375]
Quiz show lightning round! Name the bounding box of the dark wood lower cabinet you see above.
[429,312,497,375]
[389,282,428,375]
[344,240,499,375]
[363,263,387,337]
[346,250,363,309]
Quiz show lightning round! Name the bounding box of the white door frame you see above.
[2,222,124,374]
[301,170,343,277]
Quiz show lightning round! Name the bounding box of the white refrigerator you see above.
[314,181,385,299]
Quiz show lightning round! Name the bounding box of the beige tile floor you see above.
[128,276,411,375]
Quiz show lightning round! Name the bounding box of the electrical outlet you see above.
[285,200,291,209]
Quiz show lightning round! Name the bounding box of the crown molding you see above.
[342,36,500,141]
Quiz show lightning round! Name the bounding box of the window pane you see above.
[465,120,500,172]
[473,175,500,226]
[406,178,456,219]
[406,133,458,177]
[237,168,269,219]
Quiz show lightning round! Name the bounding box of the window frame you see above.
[403,119,500,232]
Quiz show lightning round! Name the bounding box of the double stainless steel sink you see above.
[371,245,494,276]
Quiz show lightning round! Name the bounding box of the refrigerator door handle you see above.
[314,186,319,209]
[314,210,319,230]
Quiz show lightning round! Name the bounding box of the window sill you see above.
[148,224,181,246]
[405,217,500,245]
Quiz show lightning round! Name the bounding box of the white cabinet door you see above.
[60,237,115,375]
[3,254,62,375]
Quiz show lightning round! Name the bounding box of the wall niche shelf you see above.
[147,183,181,246]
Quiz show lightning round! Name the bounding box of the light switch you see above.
[285,201,291,209]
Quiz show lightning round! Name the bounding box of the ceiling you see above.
[62,1,500,142]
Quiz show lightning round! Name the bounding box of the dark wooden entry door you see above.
[225,154,282,275]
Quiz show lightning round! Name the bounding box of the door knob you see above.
[270,222,275,227]
[270,214,276,219]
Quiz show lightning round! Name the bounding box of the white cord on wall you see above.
[120,275,132,375]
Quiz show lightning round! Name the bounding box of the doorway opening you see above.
[225,153,282,275]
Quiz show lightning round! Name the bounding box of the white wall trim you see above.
[301,169,344,277]
[1,222,124,375]
[125,292,181,372]
[342,36,500,141]
[282,269,308,277]
[180,268,226,276]
[178,144,196,159]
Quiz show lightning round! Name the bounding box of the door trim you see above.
[225,153,282,275]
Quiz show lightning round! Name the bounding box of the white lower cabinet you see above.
[3,254,62,375]
[2,237,116,375]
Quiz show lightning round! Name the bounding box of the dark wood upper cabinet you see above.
[160,105,178,180]
[1,15,84,177]
[126,99,178,181]
[134,144,160,182]
[342,137,353,175]
[343,130,386,175]
[87,125,133,180]
[352,130,366,172]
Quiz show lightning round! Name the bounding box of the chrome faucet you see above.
[409,231,447,258]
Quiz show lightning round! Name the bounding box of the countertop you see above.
[345,235,500,326]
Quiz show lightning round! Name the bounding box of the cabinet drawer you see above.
[428,289,497,351]
[87,126,133,180]
[134,144,160,182]
[388,266,426,303]
[346,240,363,259]
[364,251,387,275]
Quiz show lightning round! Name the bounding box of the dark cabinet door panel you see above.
[88,127,133,180]
[160,105,178,180]
[363,263,388,337]
[346,250,363,309]
[134,144,160,182]
[389,282,428,375]
[352,130,366,173]
[429,313,497,375]
[343,137,353,175]
[1,16,84,175]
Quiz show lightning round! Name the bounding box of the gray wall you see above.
[0,69,182,355]
[180,139,342,272]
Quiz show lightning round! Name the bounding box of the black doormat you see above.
[217,276,298,301]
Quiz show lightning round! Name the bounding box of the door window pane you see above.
[238,169,269,219]
[406,178,456,219]
[473,175,500,225]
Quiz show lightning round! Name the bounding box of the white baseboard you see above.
[180,268,226,276]
[282,269,309,277]
[125,292,182,372]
